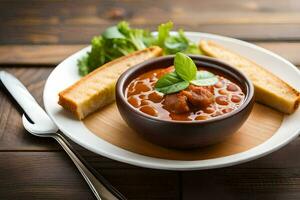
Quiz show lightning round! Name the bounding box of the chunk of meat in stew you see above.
[163,85,215,114]
[182,85,214,108]
[163,93,190,114]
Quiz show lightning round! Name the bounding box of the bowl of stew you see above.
[116,55,254,149]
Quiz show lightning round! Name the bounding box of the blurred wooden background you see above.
[1,0,300,199]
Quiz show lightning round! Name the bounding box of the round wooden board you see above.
[83,103,283,161]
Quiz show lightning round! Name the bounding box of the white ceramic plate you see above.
[44,32,300,171]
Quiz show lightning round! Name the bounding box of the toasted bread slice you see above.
[199,40,299,114]
[59,46,163,119]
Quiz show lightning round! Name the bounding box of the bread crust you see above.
[199,40,299,114]
[58,46,163,119]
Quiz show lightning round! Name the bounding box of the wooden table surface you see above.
[1,0,300,199]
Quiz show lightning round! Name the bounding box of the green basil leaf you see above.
[196,70,215,79]
[191,77,218,86]
[155,72,181,88]
[156,81,189,94]
[102,26,126,39]
[174,52,197,81]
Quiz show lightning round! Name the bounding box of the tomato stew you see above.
[125,67,245,121]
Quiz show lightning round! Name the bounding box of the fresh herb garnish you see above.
[190,76,219,86]
[77,21,201,76]
[191,71,219,86]
[196,70,215,79]
[155,72,182,88]
[156,81,190,94]
[174,52,197,81]
[155,53,218,94]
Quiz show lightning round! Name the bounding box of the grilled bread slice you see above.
[199,40,299,114]
[58,46,163,119]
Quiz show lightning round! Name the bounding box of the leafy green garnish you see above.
[77,55,89,76]
[155,53,218,94]
[84,36,107,73]
[156,81,189,94]
[157,24,201,55]
[118,21,148,50]
[157,22,173,47]
[102,26,125,39]
[77,22,151,76]
[191,77,218,86]
[155,72,182,88]
[196,71,215,79]
[174,52,197,81]
[77,21,201,76]
[191,71,218,86]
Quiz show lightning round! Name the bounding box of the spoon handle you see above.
[54,132,127,200]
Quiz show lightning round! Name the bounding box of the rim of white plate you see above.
[43,32,300,171]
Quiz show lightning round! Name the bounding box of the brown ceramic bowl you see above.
[116,55,254,149]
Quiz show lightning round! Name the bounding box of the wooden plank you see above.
[182,138,300,200]
[0,152,180,200]
[2,146,300,200]
[2,140,298,200]
[2,0,300,44]
[2,0,300,25]
[0,42,300,65]
[4,142,300,199]
[256,42,300,65]
[0,45,86,65]
[0,152,94,200]
[182,168,300,199]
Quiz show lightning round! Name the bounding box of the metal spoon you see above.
[0,71,126,200]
